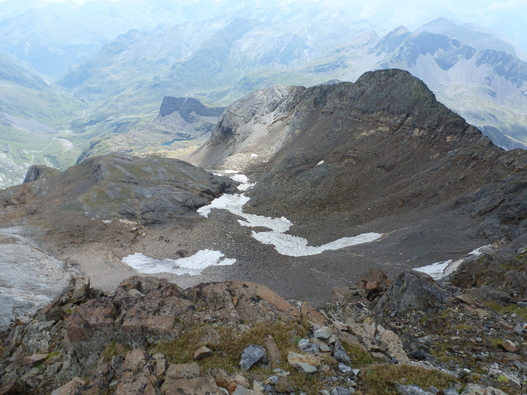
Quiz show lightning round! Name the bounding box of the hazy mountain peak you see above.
[373,26,411,54]
[416,17,516,56]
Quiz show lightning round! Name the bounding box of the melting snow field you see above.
[122,250,236,276]
[197,171,383,257]
[123,172,384,276]
[413,245,492,280]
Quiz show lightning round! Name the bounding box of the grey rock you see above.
[232,385,254,395]
[240,344,266,371]
[268,375,279,384]
[331,387,352,395]
[297,338,310,350]
[333,340,351,364]
[305,343,320,355]
[296,362,317,374]
[374,271,452,312]
[314,326,332,339]
[338,363,352,373]
[395,383,434,395]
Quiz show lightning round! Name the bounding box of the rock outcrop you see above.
[189,69,527,245]
[2,255,527,395]
[22,165,60,184]
[1,153,237,225]
[158,96,224,120]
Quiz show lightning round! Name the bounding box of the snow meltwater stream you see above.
[123,172,383,276]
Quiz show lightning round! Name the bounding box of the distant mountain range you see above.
[1,1,527,188]
[58,14,527,153]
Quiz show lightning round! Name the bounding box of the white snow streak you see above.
[414,244,491,280]
[122,250,236,276]
[198,173,383,257]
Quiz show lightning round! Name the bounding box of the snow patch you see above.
[122,250,236,276]
[414,244,492,280]
[317,160,324,166]
[198,174,383,257]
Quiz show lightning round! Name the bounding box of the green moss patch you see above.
[362,364,458,394]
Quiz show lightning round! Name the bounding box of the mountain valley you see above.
[2,71,527,393]
[2,4,527,189]
[2,2,527,394]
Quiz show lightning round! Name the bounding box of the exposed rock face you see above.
[22,165,60,184]
[1,153,237,225]
[0,228,74,330]
[186,84,305,169]
[189,69,527,243]
[2,262,526,394]
[158,96,224,120]
[373,271,453,313]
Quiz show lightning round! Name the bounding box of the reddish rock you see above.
[122,349,146,372]
[143,314,174,334]
[300,301,329,326]
[50,377,86,395]
[161,377,222,395]
[24,353,48,366]
[264,337,281,369]
[70,275,90,303]
[64,314,92,343]
[500,339,519,353]
[194,346,213,360]
[287,351,322,373]
[166,363,202,380]
[77,299,116,328]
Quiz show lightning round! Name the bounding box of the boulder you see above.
[287,351,322,373]
[373,271,452,313]
[50,377,86,395]
[240,345,266,371]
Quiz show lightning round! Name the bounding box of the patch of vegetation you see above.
[484,301,527,320]
[0,339,7,356]
[101,341,131,360]
[341,340,372,367]
[156,320,326,391]
[361,364,458,394]
[454,323,473,331]
[490,338,504,349]
[158,320,308,367]
[45,351,61,360]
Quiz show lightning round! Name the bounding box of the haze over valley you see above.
[2,1,527,394]
[1,0,527,188]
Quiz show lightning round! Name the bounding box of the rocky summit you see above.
[1,257,527,394]
[1,69,527,394]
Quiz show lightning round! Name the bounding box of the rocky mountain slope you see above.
[374,19,527,149]
[1,69,526,314]
[1,69,527,394]
[188,69,527,241]
[56,15,527,155]
[1,257,527,394]
[0,153,237,324]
